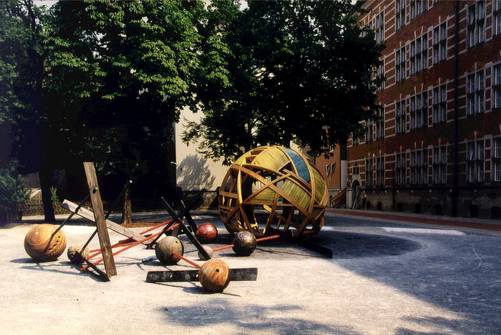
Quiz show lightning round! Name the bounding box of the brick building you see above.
[347,0,501,218]
[313,145,347,206]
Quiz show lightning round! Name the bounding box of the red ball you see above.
[196,223,218,243]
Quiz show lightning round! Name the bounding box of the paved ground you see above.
[1,213,501,335]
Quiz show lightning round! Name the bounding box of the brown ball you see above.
[155,236,184,265]
[198,245,214,260]
[198,258,230,293]
[67,245,89,265]
[232,231,257,256]
[195,223,218,243]
[24,224,66,262]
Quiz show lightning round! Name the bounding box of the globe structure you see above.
[218,145,329,237]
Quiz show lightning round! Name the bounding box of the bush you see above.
[0,167,29,216]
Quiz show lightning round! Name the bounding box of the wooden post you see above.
[121,186,132,225]
[83,162,117,278]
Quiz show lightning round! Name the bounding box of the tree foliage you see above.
[44,0,208,193]
[184,0,382,164]
[1,0,228,216]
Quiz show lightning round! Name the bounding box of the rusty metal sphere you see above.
[198,246,214,260]
[195,223,218,243]
[198,258,230,293]
[155,236,184,265]
[24,224,66,262]
[232,231,257,256]
[67,245,89,265]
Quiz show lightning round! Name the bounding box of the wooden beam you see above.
[61,199,146,243]
[83,162,117,278]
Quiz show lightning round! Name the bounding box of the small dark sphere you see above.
[155,236,184,265]
[196,223,218,243]
[198,258,230,293]
[67,245,89,265]
[232,231,257,256]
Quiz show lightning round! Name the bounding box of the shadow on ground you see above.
[325,216,501,334]
[12,258,103,281]
[158,298,361,335]
[208,231,421,260]
[308,231,421,259]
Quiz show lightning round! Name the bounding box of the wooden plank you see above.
[83,162,117,278]
[61,199,146,243]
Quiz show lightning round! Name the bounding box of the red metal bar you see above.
[83,232,162,270]
[87,222,179,257]
[84,222,181,266]
[212,234,281,252]
[172,252,201,269]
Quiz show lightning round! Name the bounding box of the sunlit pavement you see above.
[1,214,500,335]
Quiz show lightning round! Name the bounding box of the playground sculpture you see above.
[219,145,329,237]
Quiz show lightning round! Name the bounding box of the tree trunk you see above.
[121,187,132,225]
[39,167,55,223]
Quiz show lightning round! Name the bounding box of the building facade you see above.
[314,145,348,206]
[348,0,501,218]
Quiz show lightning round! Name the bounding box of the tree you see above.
[44,0,219,217]
[0,0,56,222]
[184,0,382,163]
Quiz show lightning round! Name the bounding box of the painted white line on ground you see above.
[381,227,465,236]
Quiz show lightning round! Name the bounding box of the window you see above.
[493,64,501,109]
[410,34,428,75]
[395,100,406,134]
[493,138,501,182]
[466,140,485,183]
[432,84,446,124]
[376,109,385,140]
[467,70,484,115]
[432,145,447,184]
[352,134,360,146]
[395,152,406,185]
[410,149,427,184]
[396,46,406,82]
[411,0,427,20]
[376,156,385,186]
[375,12,384,44]
[396,0,406,31]
[353,163,360,175]
[365,120,375,143]
[376,59,385,90]
[467,1,485,48]
[432,22,447,64]
[495,0,501,36]
[365,158,374,186]
[410,91,427,130]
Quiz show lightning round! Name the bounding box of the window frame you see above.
[432,83,447,124]
[467,1,486,48]
[493,138,501,182]
[396,0,406,31]
[493,63,501,110]
[494,0,501,36]
[466,70,485,115]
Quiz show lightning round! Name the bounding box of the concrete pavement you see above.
[1,214,501,334]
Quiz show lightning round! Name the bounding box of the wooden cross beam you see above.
[61,199,146,243]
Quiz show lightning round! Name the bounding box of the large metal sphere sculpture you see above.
[219,146,328,237]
